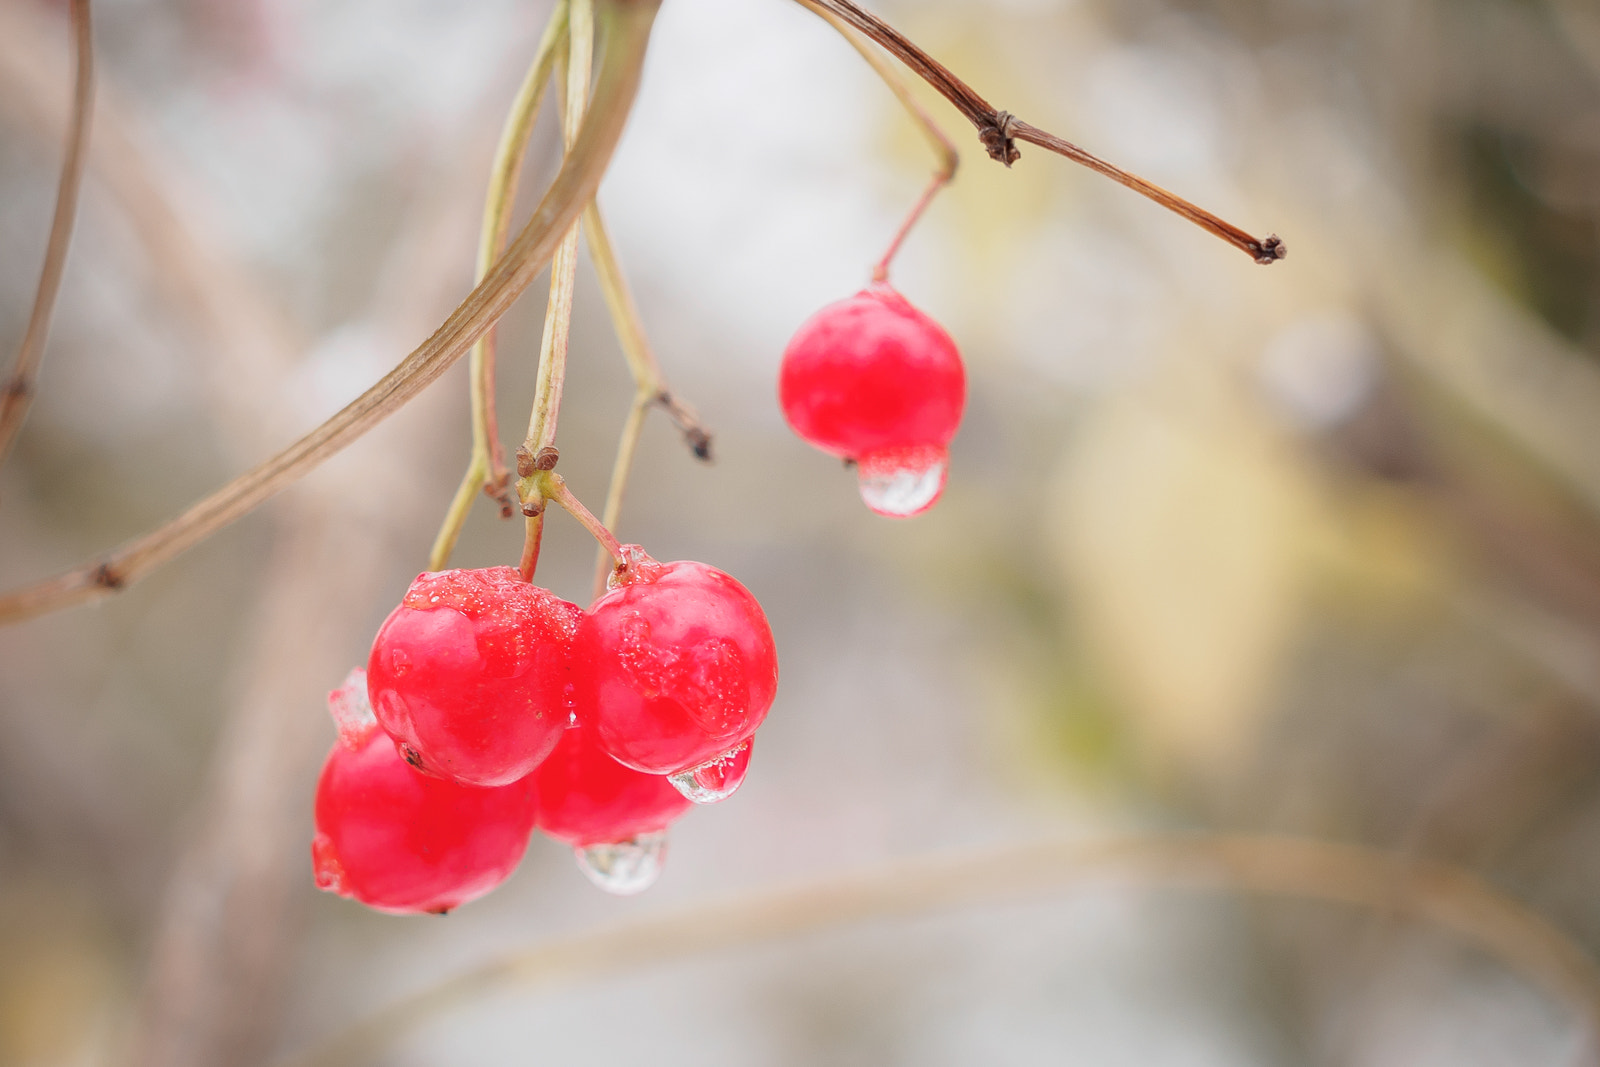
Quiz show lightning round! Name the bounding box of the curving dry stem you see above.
[278,833,1600,1067]
[0,0,94,466]
[0,0,663,626]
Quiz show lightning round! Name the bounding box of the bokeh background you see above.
[4,0,1600,1063]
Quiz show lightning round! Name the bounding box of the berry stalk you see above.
[796,0,959,284]
[0,0,664,625]
[517,0,595,579]
[0,0,93,468]
[584,202,712,599]
[529,469,624,571]
[429,1,572,572]
[797,0,1286,264]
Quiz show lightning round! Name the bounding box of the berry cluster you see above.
[312,551,776,912]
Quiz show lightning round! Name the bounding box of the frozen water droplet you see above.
[311,832,347,895]
[669,740,751,804]
[575,832,668,895]
[856,444,948,518]
[328,668,377,749]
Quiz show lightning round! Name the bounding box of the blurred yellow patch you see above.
[1049,374,1318,772]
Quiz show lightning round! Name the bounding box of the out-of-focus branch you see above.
[280,833,1600,1067]
[0,0,663,626]
[795,0,1285,264]
[0,0,94,466]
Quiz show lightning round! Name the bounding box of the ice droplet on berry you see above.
[575,832,668,895]
[328,668,377,749]
[668,740,751,804]
[856,443,948,518]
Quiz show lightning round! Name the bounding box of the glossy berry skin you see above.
[312,719,539,915]
[367,567,582,787]
[573,551,778,776]
[779,285,964,472]
[533,725,692,846]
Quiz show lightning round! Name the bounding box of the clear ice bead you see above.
[575,832,668,895]
[328,668,377,749]
[668,740,751,804]
[856,444,948,518]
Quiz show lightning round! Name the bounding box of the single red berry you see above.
[573,547,778,777]
[533,725,691,847]
[367,566,582,787]
[779,285,964,517]
[312,671,539,915]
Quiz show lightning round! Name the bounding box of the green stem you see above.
[517,0,594,579]
[429,2,571,572]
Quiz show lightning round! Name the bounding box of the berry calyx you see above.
[573,548,779,776]
[779,285,965,517]
[532,725,692,847]
[312,671,539,915]
[366,566,582,787]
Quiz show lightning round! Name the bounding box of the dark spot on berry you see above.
[401,744,425,771]
[431,907,451,916]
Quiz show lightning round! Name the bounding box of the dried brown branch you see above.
[0,0,663,627]
[278,833,1600,1067]
[798,0,1285,264]
[0,0,94,465]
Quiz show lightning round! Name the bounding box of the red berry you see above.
[533,725,691,846]
[780,285,964,517]
[367,567,582,787]
[573,548,778,776]
[312,671,538,915]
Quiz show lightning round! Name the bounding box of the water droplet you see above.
[327,668,377,748]
[856,444,948,518]
[669,740,751,804]
[575,832,668,895]
[311,832,347,895]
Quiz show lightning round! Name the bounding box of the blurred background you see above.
[4,0,1600,1063]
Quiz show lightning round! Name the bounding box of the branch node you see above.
[521,499,545,518]
[92,563,123,590]
[979,110,1020,167]
[515,446,536,478]
[534,446,560,471]
[1,377,32,401]
[1254,234,1288,265]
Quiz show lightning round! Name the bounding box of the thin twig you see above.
[0,0,94,466]
[796,0,959,283]
[429,2,571,572]
[0,0,663,626]
[537,469,625,565]
[797,0,1286,264]
[517,0,595,581]
[277,833,1600,1067]
[584,202,712,599]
